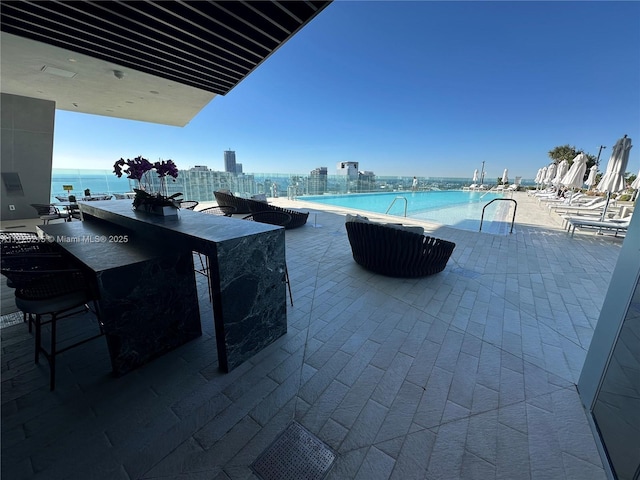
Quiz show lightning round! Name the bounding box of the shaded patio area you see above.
[1,192,622,479]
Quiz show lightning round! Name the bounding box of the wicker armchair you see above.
[213,190,252,214]
[246,199,309,229]
[198,205,236,216]
[345,220,455,277]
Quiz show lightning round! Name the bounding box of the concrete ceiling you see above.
[1,32,216,126]
[0,1,331,127]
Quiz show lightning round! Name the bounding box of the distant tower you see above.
[309,167,328,194]
[224,150,236,173]
[337,161,359,180]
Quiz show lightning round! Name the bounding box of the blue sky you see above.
[53,1,640,181]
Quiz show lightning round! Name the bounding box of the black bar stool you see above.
[13,269,104,390]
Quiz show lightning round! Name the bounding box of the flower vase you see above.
[134,203,179,217]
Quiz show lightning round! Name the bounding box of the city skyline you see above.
[51,1,639,181]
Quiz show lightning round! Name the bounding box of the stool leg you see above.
[285,265,293,307]
[34,314,42,364]
[49,314,57,391]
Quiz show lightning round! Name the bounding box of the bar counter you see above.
[40,200,288,374]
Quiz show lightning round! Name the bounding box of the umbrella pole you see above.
[599,191,612,222]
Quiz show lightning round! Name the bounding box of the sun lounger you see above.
[552,198,609,215]
[567,218,630,237]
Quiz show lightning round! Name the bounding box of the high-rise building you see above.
[337,161,359,179]
[309,167,328,195]
[236,163,243,174]
[224,150,236,173]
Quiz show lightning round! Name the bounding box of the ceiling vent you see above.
[41,65,77,78]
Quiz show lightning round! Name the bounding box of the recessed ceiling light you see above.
[41,65,77,78]
[68,58,77,63]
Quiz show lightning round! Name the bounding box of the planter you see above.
[134,203,179,217]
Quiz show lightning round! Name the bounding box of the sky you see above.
[52,1,640,181]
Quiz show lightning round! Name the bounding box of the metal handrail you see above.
[385,196,408,217]
[480,198,517,234]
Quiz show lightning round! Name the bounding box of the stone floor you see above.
[1,191,626,479]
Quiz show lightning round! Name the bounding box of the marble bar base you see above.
[38,221,202,377]
[200,229,287,372]
[95,251,202,375]
[79,201,288,373]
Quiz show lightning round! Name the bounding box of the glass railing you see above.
[51,168,536,203]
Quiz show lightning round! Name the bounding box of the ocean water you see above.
[51,170,133,201]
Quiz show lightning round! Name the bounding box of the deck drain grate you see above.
[251,421,336,480]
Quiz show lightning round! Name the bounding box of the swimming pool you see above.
[304,190,512,232]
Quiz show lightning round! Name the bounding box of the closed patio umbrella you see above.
[502,169,508,184]
[544,163,557,186]
[561,153,588,189]
[596,134,633,220]
[630,168,640,201]
[631,169,640,189]
[472,169,478,184]
[534,168,542,184]
[553,160,569,186]
[561,153,588,204]
[538,166,548,188]
[597,135,632,193]
[585,165,598,189]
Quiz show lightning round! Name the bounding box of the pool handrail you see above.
[385,196,408,217]
[480,198,517,234]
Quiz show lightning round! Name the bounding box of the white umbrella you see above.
[544,163,557,185]
[553,160,569,186]
[534,168,543,184]
[631,168,640,201]
[502,169,508,184]
[585,165,598,188]
[596,134,633,220]
[561,153,588,188]
[472,169,478,183]
[631,168,640,189]
[538,166,548,187]
[596,135,632,193]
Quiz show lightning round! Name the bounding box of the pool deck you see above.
[1,191,626,479]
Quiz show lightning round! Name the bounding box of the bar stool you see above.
[1,238,68,331]
[14,269,104,390]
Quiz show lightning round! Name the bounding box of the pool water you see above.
[304,190,513,233]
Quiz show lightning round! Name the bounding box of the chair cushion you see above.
[16,289,88,315]
[345,214,424,235]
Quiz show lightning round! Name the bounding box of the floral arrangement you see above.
[113,156,183,209]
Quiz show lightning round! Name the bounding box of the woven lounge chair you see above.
[345,217,455,277]
[213,190,252,214]
[246,199,309,229]
[198,205,236,216]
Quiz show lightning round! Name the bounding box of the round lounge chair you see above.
[345,220,456,277]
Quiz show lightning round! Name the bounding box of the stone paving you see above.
[1,191,626,479]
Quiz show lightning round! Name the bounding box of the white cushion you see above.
[384,223,424,235]
[345,214,370,223]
